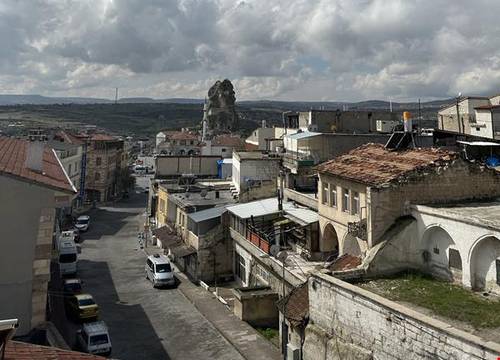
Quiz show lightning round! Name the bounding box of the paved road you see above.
[72,177,244,359]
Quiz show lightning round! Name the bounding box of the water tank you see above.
[403,111,412,132]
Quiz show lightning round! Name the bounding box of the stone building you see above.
[0,136,76,335]
[156,130,201,155]
[316,143,500,261]
[83,134,126,202]
[437,96,490,134]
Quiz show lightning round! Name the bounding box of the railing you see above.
[347,218,367,241]
[246,224,273,254]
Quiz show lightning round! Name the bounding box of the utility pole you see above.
[456,94,462,133]
[115,88,119,105]
[418,98,421,133]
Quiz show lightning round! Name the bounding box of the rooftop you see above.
[4,340,104,359]
[234,152,281,161]
[188,206,227,223]
[212,135,245,147]
[285,131,321,141]
[0,137,76,193]
[227,197,294,219]
[170,190,235,208]
[475,104,500,110]
[317,143,458,187]
[165,131,199,141]
[415,201,500,231]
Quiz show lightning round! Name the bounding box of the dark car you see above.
[63,278,82,295]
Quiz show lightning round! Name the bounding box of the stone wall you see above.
[304,272,500,360]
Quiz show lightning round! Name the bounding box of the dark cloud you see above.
[0,0,500,100]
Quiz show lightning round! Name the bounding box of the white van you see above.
[145,254,175,287]
[77,321,112,356]
[58,239,77,276]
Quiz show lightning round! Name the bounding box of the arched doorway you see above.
[342,233,362,257]
[422,226,461,282]
[470,236,500,293]
[322,223,339,255]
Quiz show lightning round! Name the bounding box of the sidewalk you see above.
[144,245,281,360]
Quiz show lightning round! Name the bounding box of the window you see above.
[159,199,165,212]
[221,148,226,152]
[68,164,72,175]
[342,188,350,212]
[329,184,337,207]
[190,140,194,145]
[352,192,360,215]
[322,183,329,204]
[496,259,500,285]
[235,253,246,282]
[180,140,186,145]
[448,249,462,270]
[433,247,440,255]
[96,157,101,166]
[95,172,100,181]
[74,162,78,172]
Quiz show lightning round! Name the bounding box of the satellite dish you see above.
[270,245,280,257]
[277,250,288,263]
[200,189,208,198]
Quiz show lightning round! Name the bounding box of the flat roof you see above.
[234,152,281,161]
[284,207,319,226]
[286,131,321,140]
[188,206,227,223]
[227,197,294,219]
[414,202,500,231]
[170,190,235,207]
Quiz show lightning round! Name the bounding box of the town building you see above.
[231,151,281,201]
[154,155,220,179]
[201,134,245,158]
[438,96,490,134]
[316,143,500,264]
[245,124,298,151]
[470,104,500,139]
[155,130,201,155]
[0,136,76,335]
[282,132,391,208]
[83,134,126,202]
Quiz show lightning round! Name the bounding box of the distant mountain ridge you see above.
[0,94,453,109]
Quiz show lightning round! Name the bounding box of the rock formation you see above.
[203,79,238,138]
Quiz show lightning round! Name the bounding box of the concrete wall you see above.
[438,98,490,134]
[232,156,280,195]
[155,156,220,178]
[0,176,56,335]
[303,272,500,360]
[233,288,279,327]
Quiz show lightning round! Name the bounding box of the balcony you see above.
[347,218,367,241]
[282,151,316,173]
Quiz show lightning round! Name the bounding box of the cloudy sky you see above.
[1,0,500,101]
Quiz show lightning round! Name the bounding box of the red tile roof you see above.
[317,143,458,187]
[0,137,76,193]
[278,282,309,328]
[244,142,259,151]
[330,254,362,271]
[165,131,199,141]
[88,133,118,141]
[212,135,245,148]
[4,341,104,359]
[54,131,84,145]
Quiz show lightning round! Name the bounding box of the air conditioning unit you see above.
[287,343,300,360]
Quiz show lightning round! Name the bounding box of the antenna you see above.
[115,88,119,104]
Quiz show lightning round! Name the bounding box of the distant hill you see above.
[0,94,453,109]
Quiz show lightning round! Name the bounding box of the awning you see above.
[284,207,319,226]
[171,244,197,258]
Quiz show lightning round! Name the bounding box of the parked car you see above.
[65,293,99,321]
[58,238,77,276]
[63,278,82,295]
[75,215,90,232]
[145,254,175,288]
[77,321,112,356]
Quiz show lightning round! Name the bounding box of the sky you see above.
[1,0,500,102]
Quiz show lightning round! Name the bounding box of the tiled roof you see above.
[54,131,84,145]
[88,134,118,141]
[166,131,199,141]
[212,135,245,148]
[317,143,458,187]
[330,254,362,271]
[277,282,309,328]
[0,137,76,193]
[4,340,104,359]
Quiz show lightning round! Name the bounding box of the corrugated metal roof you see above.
[284,207,318,225]
[227,198,294,219]
[286,131,321,140]
[188,206,227,222]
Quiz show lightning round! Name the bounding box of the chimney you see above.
[25,138,45,173]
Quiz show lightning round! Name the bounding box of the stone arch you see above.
[469,235,500,293]
[342,233,362,257]
[187,149,195,156]
[179,149,186,155]
[322,223,339,255]
[422,225,461,282]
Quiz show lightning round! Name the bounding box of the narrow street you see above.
[65,176,245,360]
